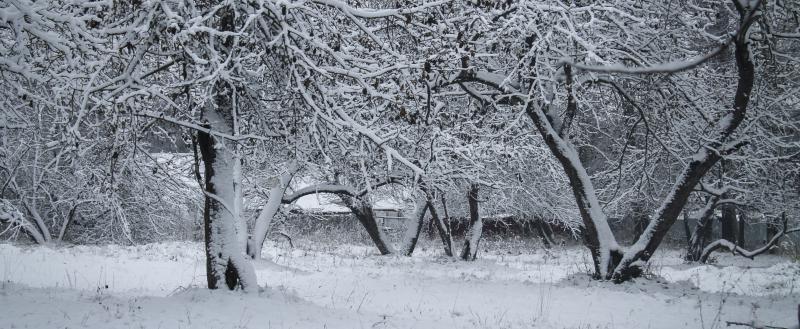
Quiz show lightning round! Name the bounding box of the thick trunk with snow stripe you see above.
[197,4,257,291]
[525,103,621,277]
[198,99,257,291]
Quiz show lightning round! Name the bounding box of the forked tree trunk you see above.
[460,185,482,261]
[455,0,757,281]
[607,3,757,281]
[197,4,257,292]
[520,2,756,282]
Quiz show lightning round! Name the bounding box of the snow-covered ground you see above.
[1,241,798,329]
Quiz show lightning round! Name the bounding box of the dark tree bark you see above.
[460,185,482,261]
[700,215,798,262]
[686,198,718,261]
[526,101,622,276]
[342,196,395,255]
[534,219,555,249]
[737,211,746,247]
[629,202,649,244]
[350,202,394,255]
[720,203,737,243]
[683,211,692,247]
[428,200,454,256]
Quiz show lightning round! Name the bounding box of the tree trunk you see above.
[534,219,555,249]
[197,4,257,292]
[737,211,746,247]
[683,211,692,247]
[462,0,757,282]
[766,220,779,254]
[247,169,294,259]
[460,185,482,261]
[400,197,429,256]
[720,203,737,242]
[22,200,51,244]
[197,111,256,290]
[341,195,395,255]
[354,204,395,255]
[610,3,757,281]
[687,219,713,262]
[0,199,46,244]
[428,200,454,256]
[686,200,716,262]
[526,102,620,276]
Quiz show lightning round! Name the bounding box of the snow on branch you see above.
[311,0,449,19]
[700,215,800,263]
[563,44,730,74]
[134,110,283,141]
[282,177,402,204]
[561,0,764,75]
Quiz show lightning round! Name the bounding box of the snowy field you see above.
[1,241,798,329]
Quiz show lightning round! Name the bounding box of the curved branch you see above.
[699,216,799,262]
[281,177,402,204]
[562,0,763,75]
[282,184,358,204]
[564,44,730,74]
